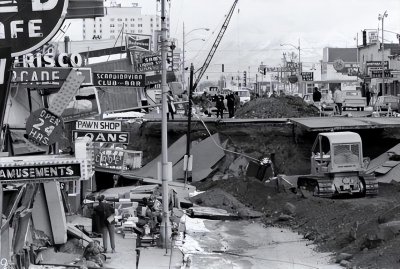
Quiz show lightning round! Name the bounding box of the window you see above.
[131,24,135,27]
[117,18,122,21]
[150,24,153,27]
[138,30,143,33]
[131,18,135,21]
[110,24,115,27]
[138,24,142,27]
[125,18,128,21]
[110,30,115,33]
[110,18,115,21]
[131,30,135,33]
[138,18,142,21]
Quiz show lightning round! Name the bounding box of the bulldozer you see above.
[297,131,378,198]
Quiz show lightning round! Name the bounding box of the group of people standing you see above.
[200,91,241,119]
[312,86,344,115]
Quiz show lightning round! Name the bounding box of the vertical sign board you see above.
[0,0,69,57]
[0,47,11,130]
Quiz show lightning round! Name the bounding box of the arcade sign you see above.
[0,0,69,57]
[12,67,92,87]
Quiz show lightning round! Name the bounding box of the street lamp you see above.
[280,39,302,93]
[379,11,388,94]
[182,23,210,92]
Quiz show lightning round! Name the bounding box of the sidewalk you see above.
[103,232,184,269]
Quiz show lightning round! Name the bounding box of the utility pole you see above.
[184,64,194,185]
[379,11,388,95]
[160,0,171,250]
[182,23,186,91]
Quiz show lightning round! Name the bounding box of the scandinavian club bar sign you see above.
[0,0,69,57]
[0,163,81,183]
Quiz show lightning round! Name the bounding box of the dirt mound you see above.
[195,177,400,268]
[235,95,319,118]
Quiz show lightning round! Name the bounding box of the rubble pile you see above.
[235,95,320,118]
[195,177,400,268]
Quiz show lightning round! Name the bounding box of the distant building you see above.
[358,43,400,96]
[81,3,166,41]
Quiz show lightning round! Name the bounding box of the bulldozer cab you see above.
[311,132,363,175]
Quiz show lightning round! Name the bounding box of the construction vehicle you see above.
[297,131,378,198]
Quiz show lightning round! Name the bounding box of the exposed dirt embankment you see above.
[194,177,400,269]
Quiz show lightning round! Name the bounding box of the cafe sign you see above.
[0,0,69,57]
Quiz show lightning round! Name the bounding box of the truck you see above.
[297,131,378,198]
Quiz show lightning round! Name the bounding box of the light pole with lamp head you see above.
[379,11,388,95]
[280,39,302,93]
[182,24,210,92]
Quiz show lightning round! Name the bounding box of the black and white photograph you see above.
[0,0,400,268]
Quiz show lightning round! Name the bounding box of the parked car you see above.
[375,95,400,111]
[342,90,366,111]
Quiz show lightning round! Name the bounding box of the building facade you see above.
[359,43,400,96]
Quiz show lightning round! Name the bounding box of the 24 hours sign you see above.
[0,0,69,57]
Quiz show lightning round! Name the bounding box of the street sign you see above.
[73,130,129,144]
[93,72,145,87]
[48,69,86,116]
[0,0,69,57]
[25,108,64,146]
[137,54,161,72]
[371,70,393,78]
[76,120,122,132]
[12,67,92,87]
[366,61,389,73]
[288,75,298,84]
[301,72,314,81]
[126,34,151,52]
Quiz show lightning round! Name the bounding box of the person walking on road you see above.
[333,87,344,115]
[234,92,241,112]
[226,92,235,118]
[94,195,116,253]
[167,90,175,120]
[312,87,322,102]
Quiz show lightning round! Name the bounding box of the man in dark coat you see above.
[215,94,226,119]
[226,93,235,118]
[313,87,322,102]
[94,195,116,253]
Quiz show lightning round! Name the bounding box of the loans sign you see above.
[0,0,69,57]
[73,130,129,144]
[0,163,81,183]
[93,72,145,87]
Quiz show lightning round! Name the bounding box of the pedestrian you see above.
[366,84,371,106]
[167,90,175,120]
[226,92,235,118]
[215,94,226,119]
[94,195,116,253]
[234,92,241,112]
[181,90,189,116]
[333,87,344,115]
[312,87,322,102]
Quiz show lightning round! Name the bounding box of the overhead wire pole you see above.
[160,0,171,251]
[379,11,388,95]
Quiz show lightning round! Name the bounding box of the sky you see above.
[107,0,400,80]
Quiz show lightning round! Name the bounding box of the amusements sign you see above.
[26,108,64,146]
[301,72,314,81]
[0,0,69,57]
[93,72,145,87]
[0,163,81,183]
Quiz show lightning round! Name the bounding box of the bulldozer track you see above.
[362,174,378,197]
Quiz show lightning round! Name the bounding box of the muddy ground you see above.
[193,177,400,269]
[123,95,400,268]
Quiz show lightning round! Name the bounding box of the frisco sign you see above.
[0,163,81,182]
[93,72,145,87]
[73,130,129,144]
[0,0,69,57]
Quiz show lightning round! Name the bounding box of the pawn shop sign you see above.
[0,0,69,57]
